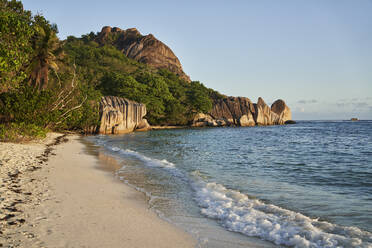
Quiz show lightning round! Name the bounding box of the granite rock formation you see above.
[96,26,190,82]
[192,97,293,127]
[253,97,281,125]
[271,99,292,123]
[208,97,256,126]
[98,96,150,134]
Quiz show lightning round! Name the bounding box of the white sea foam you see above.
[103,143,176,169]
[191,173,372,248]
[110,146,121,152]
[120,149,176,169]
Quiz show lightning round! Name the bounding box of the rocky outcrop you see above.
[98,96,150,134]
[208,97,256,126]
[271,99,292,123]
[96,26,190,82]
[253,97,281,125]
[192,97,293,127]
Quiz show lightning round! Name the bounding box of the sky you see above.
[22,0,372,120]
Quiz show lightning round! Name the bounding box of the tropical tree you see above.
[0,0,34,91]
[28,15,61,90]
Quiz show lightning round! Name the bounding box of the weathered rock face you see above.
[98,96,150,134]
[253,97,281,125]
[208,97,256,126]
[271,99,292,123]
[192,96,293,127]
[96,26,190,82]
[239,112,256,127]
[192,113,218,127]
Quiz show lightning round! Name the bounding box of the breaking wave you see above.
[108,146,176,169]
[191,173,372,248]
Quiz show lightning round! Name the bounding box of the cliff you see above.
[192,97,292,127]
[96,26,191,82]
[98,96,150,134]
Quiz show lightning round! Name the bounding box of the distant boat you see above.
[350,118,359,121]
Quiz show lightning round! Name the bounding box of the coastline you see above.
[0,134,196,248]
[150,125,188,130]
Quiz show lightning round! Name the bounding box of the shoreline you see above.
[150,125,188,130]
[0,134,196,248]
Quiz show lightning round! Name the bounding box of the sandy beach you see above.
[0,134,196,248]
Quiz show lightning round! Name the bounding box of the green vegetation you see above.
[0,122,47,142]
[0,0,100,141]
[64,35,222,125]
[0,0,223,141]
[0,0,34,91]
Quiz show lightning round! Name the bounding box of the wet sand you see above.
[0,134,196,248]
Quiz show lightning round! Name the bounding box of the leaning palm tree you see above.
[28,18,61,90]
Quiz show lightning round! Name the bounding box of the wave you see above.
[105,145,188,181]
[94,137,372,248]
[109,146,176,169]
[191,173,372,248]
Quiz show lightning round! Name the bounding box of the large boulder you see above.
[136,119,151,131]
[239,112,255,127]
[192,113,218,127]
[209,97,255,125]
[98,96,149,134]
[96,26,190,82]
[253,97,281,125]
[271,99,292,123]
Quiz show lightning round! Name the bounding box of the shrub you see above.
[0,122,47,142]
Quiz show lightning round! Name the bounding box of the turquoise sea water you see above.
[87,121,372,248]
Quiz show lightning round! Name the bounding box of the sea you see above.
[86,121,372,248]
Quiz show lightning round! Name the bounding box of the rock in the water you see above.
[98,96,149,134]
[284,120,296,124]
[271,99,292,123]
[96,26,190,82]
[209,97,255,126]
[253,97,281,125]
[194,96,292,127]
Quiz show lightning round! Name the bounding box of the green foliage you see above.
[0,1,102,139]
[0,0,225,141]
[0,0,34,91]
[62,83,102,131]
[63,37,221,125]
[0,83,58,126]
[186,81,213,114]
[0,122,47,142]
[0,77,101,133]
[28,14,61,90]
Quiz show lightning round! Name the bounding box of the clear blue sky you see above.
[22,0,372,120]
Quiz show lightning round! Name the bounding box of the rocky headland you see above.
[96,95,294,134]
[192,97,293,127]
[96,26,191,82]
[89,26,295,134]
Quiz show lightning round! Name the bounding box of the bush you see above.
[0,122,47,142]
[0,0,35,91]
[0,83,58,126]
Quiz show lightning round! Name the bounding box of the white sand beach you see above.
[0,134,196,248]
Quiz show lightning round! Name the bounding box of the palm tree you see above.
[29,18,61,90]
